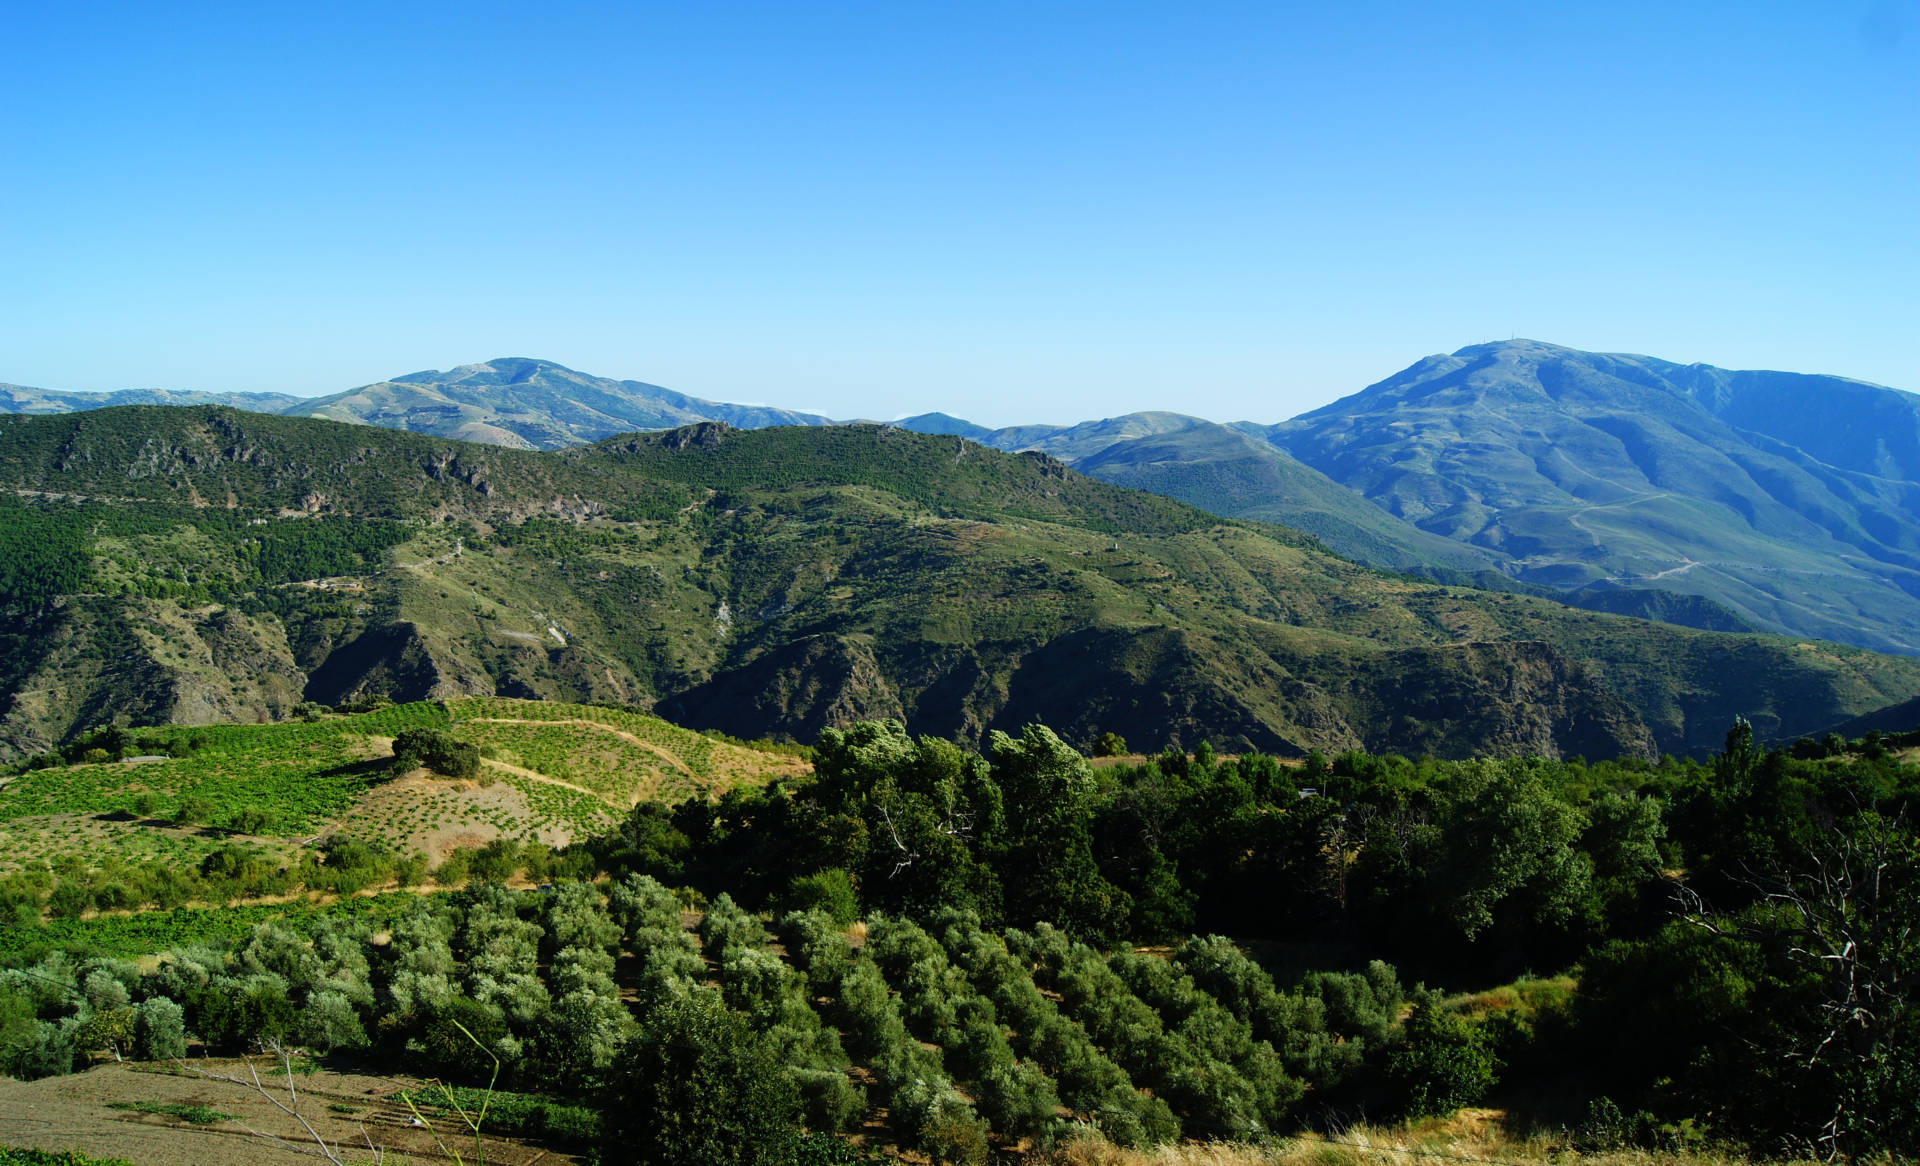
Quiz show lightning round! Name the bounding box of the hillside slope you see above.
[895,412,1510,579]
[0,406,1915,763]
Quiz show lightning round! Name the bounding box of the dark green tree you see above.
[602,991,801,1166]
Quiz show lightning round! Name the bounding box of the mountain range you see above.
[2,358,834,451]
[7,340,1918,657]
[900,341,1920,656]
[3,407,1917,767]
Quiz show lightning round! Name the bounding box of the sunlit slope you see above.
[1,406,1917,760]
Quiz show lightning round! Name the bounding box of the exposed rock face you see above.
[656,421,731,451]
[0,598,304,761]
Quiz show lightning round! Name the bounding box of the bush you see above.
[698,893,765,962]
[134,997,187,1060]
[778,910,851,992]
[432,848,474,888]
[1387,993,1499,1118]
[392,728,481,779]
[174,795,215,826]
[779,869,860,927]
[408,996,508,1082]
[7,1020,75,1079]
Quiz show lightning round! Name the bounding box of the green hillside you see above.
[0,406,1916,764]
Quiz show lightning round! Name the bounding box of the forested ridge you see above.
[2,718,1914,1164]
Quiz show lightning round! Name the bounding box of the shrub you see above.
[780,869,859,927]
[392,728,481,779]
[7,1021,75,1079]
[777,909,851,992]
[174,795,215,826]
[1387,993,1499,1118]
[134,997,186,1060]
[408,996,509,1082]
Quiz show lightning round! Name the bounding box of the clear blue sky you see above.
[4,1,1915,426]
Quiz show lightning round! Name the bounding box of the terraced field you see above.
[447,696,809,804]
[0,699,809,880]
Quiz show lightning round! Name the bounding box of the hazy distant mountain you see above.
[1,359,835,450]
[1253,340,1920,654]
[0,383,304,414]
[893,412,993,440]
[282,357,835,449]
[12,343,1917,654]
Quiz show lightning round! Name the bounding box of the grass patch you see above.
[0,1150,139,1166]
[106,1100,235,1124]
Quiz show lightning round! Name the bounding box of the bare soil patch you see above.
[0,1059,583,1166]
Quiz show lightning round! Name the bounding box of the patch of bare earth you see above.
[327,769,576,861]
[0,1058,583,1166]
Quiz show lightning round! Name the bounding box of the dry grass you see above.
[1034,1112,1820,1166]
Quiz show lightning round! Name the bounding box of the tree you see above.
[392,728,480,779]
[601,990,801,1166]
[1386,991,1499,1118]
[779,868,860,927]
[1675,811,1919,1160]
[990,726,1129,940]
[135,996,187,1060]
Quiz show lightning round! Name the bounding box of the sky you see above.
[3,1,1916,427]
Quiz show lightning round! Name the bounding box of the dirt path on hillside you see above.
[477,757,608,799]
[463,717,700,776]
[370,734,605,800]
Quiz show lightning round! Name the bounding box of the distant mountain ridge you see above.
[286,358,835,448]
[1,383,304,414]
[0,358,835,450]
[894,411,1514,580]
[9,341,1918,655]
[1257,340,1920,654]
